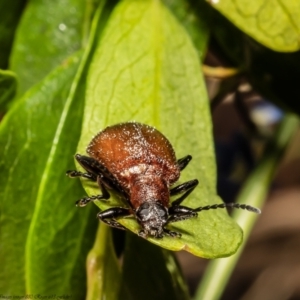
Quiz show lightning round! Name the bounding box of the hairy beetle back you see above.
[87,122,180,188]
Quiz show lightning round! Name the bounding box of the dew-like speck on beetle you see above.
[66,122,260,239]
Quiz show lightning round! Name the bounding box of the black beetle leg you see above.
[170,179,199,206]
[168,205,198,223]
[74,154,128,197]
[76,194,107,207]
[168,179,199,226]
[138,227,182,239]
[76,176,111,207]
[68,154,131,207]
[97,207,131,230]
[177,155,192,171]
[66,170,96,181]
[74,154,105,178]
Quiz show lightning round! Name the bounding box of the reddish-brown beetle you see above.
[67,122,260,238]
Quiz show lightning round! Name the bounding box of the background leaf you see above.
[0,0,25,68]
[163,0,209,60]
[78,0,242,258]
[24,52,98,296]
[10,0,92,95]
[0,69,17,111]
[208,0,300,52]
[0,54,97,296]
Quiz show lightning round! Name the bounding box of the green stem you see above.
[86,224,108,300]
[194,114,299,300]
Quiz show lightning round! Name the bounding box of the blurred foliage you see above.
[0,69,17,111]
[0,0,26,69]
[0,0,299,299]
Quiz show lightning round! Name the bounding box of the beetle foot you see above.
[164,228,182,238]
[96,212,127,230]
[66,170,81,177]
[76,195,109,207]
[138,230,149,239]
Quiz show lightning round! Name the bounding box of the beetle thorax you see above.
[129,175,169,209]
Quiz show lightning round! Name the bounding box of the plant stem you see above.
[194,114,299,300]
[86,223,108,300]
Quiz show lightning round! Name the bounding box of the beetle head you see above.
[136,201,168,238]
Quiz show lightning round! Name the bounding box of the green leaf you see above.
[10,0,91,95]
[208,0,300,52]
[0,0,25,68]
[0,54,78,294]
[0,49,108,296]
[24,53,98,296]
[24,1,118,295]
[163,0,209,60]
[78,0,242,258]
[120,233,190,300]
[86,226,122,300]
[0,69,17,110]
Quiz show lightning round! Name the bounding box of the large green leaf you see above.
[9,0,92,95]
[77,0,242,258]
[208,0,300,52]
[24,53,99,296]
[0,54,95,295]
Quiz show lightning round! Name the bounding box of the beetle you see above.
[67,122,260,238]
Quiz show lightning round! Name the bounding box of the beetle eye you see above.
[138,203,150,217]
[139,208,150,217]
[158,208,166,217]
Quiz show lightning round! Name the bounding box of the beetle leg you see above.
[74,154,105,177]
[168,205,198,223]
[97,207,131,230]
[76,194,108,207]
[170,179,199,206]
[74,154,126,195]
[138,230,152,239]
[177,155,192,171]
[138,227,182,239]
[66,170,96,181]
[76,177,111,207]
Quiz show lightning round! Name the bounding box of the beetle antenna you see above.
[194,203,261,214]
